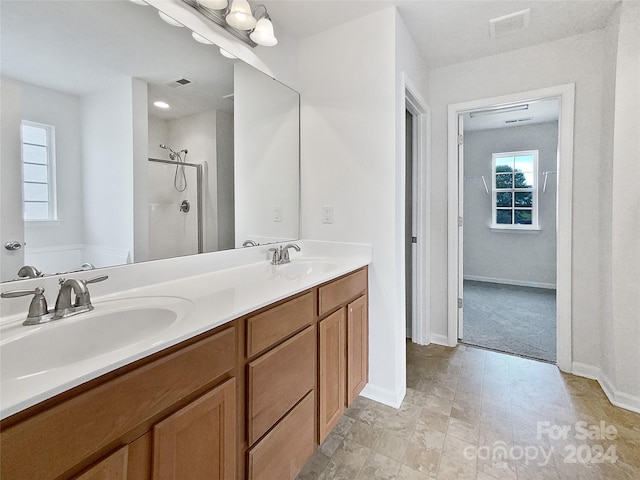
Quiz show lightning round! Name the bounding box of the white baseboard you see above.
[463,275,556,290]
[360,383,404,409]
[572,362,640,414]
[429,333,451,346]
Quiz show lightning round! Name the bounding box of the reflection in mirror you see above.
[0,0,300,282]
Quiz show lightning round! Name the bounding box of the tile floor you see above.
[297,341,640,479]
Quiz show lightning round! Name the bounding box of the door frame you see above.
[447,84,575,372]
[403,73,431,346]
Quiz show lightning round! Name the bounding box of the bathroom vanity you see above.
[0,242,371,480]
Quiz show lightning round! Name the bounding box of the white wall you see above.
[427,29,608,370]
[463,122,558,287]
[300,8,428,407]
[601,1,640,408]
[0,79,24,281]
[234,62,299,247]
[81,78,135,265]
[15,81,84,251]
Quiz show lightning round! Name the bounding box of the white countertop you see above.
[0,240,371,420]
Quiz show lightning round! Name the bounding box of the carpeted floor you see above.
[461,280,557,362]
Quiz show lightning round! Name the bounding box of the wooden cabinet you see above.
[75,447,129,480]
[153,378,236,480]
[317,269,369,443]
[318,309,345,442]
[1,267,368,480]
[347,294,368,405]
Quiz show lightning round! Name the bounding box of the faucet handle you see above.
[268,247,280,265]
[1,287,50,324]
[84,275,108,285]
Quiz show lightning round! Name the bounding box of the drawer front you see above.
[318,268,367,316]
[247,326,315,444]
[0,326,236,480]
[247,392,315,480]
[247,292,313,357]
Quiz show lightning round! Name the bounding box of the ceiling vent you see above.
[489,9,530,38]
[166,78,194,88]
[505,117,534,124]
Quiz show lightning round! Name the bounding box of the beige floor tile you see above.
[403,443,441,477]
[346,420,384,449]
[356,452,401,480]
[319,431,344,457]
[372,429,412,462]
[442,434,477,469]
[436,455,476,480]
[515,461,560,480]
[417,407,450,434]
[446,417,480,444]
[397,464,435,480]
[296,450,330,480]
[423,394,453,416]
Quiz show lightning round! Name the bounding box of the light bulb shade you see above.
[198,0,228,10]
[219,48,238,59]
[158,11,183,27]
[226,0,256,30]
[249,17,277,46]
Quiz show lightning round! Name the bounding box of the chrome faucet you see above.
[268,243,301,265]
[1,274,109,325]
[242,240,259,247]
[17,265,43,279]
[53,275,108,320]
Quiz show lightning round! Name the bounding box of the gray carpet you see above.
[461,280,557,362]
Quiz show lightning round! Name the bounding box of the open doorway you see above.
[460,99,559,362]
[447,84,575,372]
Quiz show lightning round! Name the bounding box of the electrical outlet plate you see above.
[272,206,282,222]
[321,206,333,224]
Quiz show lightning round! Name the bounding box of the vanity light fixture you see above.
[184,0,277,47]
[225,0,256,30]
[249,5,277,46]
[158,11,184,27]
[154,101,170,109]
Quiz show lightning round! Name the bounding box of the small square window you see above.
[21,121,57,221]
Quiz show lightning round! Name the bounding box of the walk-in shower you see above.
[148,156,204,260]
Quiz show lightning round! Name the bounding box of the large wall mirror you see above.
[0,0,300,282]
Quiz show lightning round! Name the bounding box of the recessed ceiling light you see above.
[220,48,238,59]
[192,32,214,45]
[154,101,170,109]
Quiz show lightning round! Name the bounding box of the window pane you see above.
[515,192,532,207]
[24,202,49,220]
[23,144,48,165]
[495,156,513,171]
[496,209,512,224]
[514,171,534,188]
[515,209,533,224]
[496,173,513,188]
[22,125,47,146]
[24,182,48,202]
[515,155,533,173]
[24,163,48,183]
[496,192,512,207]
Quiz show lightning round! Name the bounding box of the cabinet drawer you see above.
[318,268,367,316]
[247,292,313,357]
[0,326,236,480]
[247,326,315,444]
[247,392,315,480]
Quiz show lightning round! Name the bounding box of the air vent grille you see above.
[489,9,530,38]
[166,78,194,88]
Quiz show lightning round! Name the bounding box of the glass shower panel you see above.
[148,160,201,261]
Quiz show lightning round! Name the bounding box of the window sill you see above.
[25,220,61,228]
[490,226,541,234]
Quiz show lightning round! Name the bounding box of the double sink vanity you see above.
[0,240,372,479]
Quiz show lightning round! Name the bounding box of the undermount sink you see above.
[0,296,194,381]
[276,259,339,277]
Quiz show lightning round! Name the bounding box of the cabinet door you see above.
[75,446,129,480]
[153,378,236,480]
[318,309,345,443]
[347,295,368,405]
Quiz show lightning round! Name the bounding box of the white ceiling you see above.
[262,0,619,68]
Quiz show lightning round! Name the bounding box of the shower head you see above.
[159,144,168,149]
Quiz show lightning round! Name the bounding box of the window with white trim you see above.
[492,150,538,229]
[21,121,57,221]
